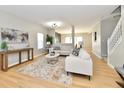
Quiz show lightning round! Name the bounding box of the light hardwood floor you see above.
[0,51,123,88]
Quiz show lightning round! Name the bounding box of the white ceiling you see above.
[0,5,117,34]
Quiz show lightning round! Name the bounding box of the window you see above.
[75,37,83,45]
[65,36,83,45]
[37,33,44,49]
[65,37,72,43]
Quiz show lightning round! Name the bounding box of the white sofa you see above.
[65,48,93,80]
[52,43,73,56]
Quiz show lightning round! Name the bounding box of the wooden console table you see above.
[0,48,33,71]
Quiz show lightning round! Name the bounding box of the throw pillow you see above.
[72,48,80,56]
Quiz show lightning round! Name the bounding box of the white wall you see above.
[92,22,102,58]
[0,10,49,66]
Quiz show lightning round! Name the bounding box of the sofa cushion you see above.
[53,46,61,50]
[61,44,73,51]
[79,48,90,59]
[52,43,73,56]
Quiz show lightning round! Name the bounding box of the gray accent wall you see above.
[92,14,120,58]
[101,15,120,57]
[92,6,124,68]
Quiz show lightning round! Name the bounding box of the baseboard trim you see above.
[92,50,102,59]
[34,52,47,58]
[107,62,114,69]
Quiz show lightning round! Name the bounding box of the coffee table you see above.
[45,53,60,64]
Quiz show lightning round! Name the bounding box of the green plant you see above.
[0,41,8,50]
[46,34,53,44]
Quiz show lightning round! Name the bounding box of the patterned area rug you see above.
[17,56,72,85]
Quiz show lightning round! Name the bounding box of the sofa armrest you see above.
[65,56,93,76]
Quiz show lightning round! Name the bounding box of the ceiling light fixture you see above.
[46,21,62,29]
[51,23,58,29]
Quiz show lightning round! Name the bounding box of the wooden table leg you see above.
[5,53,8,71]
[1,54,3,70]
[27,50,30,61]
[3,53,8,71]
[31,49,33,60]
[0,54,2,70]
[19,51,21,64]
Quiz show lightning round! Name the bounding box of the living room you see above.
[0,3,124,90]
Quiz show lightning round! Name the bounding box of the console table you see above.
[0,48,33,71]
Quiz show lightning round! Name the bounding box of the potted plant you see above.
[0,41,8,50]
[46,34,53,45]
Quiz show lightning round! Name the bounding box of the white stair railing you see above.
[108,18,122,55]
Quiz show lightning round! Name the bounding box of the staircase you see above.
[107,17,123,65]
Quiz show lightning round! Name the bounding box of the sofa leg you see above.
[89,76,91,80]
[67,72,69,76]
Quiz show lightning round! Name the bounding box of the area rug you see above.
[17,56,72,85]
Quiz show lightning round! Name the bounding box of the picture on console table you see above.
[1,27,29,44]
